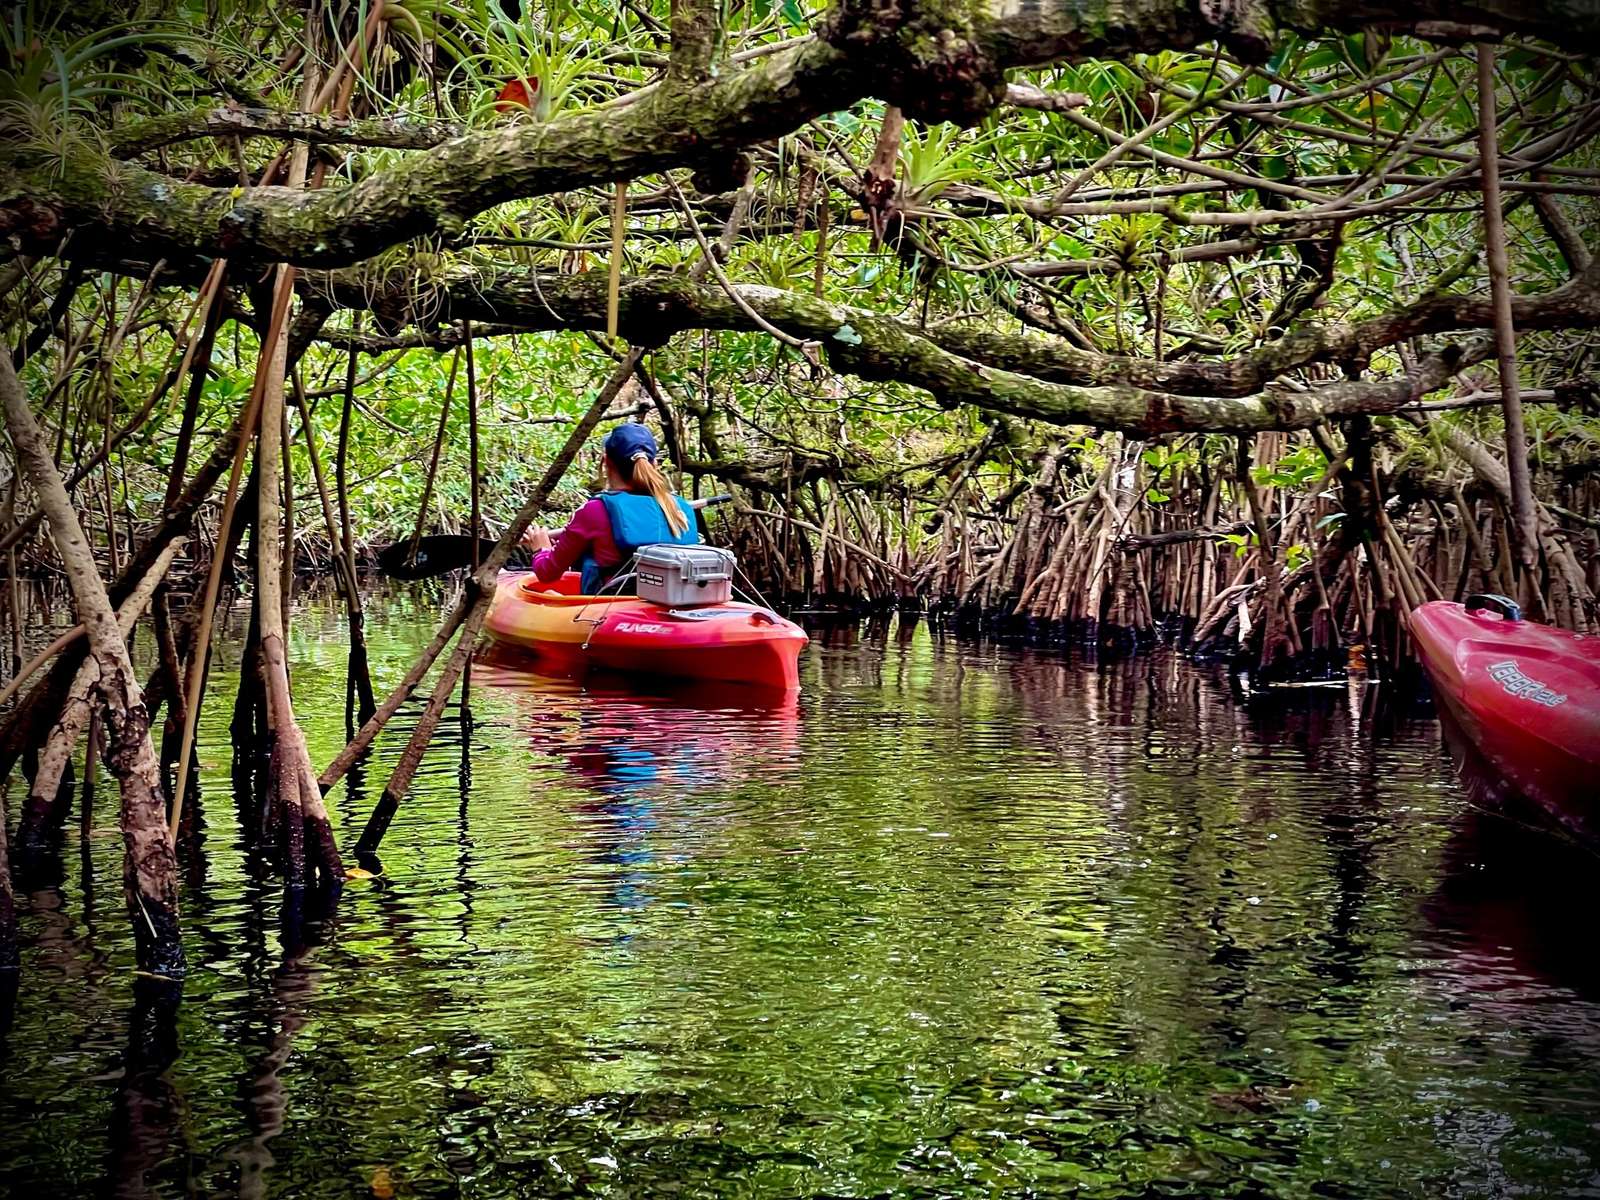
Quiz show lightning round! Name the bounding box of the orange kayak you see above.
[484,571,809,690]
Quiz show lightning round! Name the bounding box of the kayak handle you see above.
[1464,593,1522,622]
[689,493,733,511]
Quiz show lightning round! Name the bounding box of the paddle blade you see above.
[373,535,506,579]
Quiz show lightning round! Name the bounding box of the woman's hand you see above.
[520,525,553,552]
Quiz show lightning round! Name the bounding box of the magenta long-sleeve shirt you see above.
[531,497,622,582]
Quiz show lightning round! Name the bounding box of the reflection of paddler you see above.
[561,709,684,916]
[472,660,805,801]
[568,738,665,797]
[476,671,806,918]
[572,750,658,913]
[557,697,800,914]
[475,656,804,779]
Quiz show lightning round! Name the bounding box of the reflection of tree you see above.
[105,979,184,1200]
[226,886,339,1200]
[978,652,1460,1185]
[455,704,480,952]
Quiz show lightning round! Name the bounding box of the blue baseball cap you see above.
[603,423,658,463]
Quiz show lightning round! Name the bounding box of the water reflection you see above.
[1,596,1598,1198]
[474,658,802,920]
[1428,805,1600,1001]
[106,978,183,1200]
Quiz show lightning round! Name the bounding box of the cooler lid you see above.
[635,544,736,577]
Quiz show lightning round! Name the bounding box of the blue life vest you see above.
[579,491,699,593]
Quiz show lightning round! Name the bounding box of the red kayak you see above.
[485,570,809,691]
[1410,595,1600,840]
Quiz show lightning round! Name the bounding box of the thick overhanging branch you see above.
[3,35,857,267]
[311,254,1597,383]
[305,266,1503,434]
[931,255,1600,397]
[5,0,1593,268]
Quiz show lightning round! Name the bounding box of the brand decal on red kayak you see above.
[1487,660,1568,707]
[614,621,668,634]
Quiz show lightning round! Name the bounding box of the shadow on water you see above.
[3,595,1600,1198]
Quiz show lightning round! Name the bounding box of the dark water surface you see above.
[3,587,1599,1198]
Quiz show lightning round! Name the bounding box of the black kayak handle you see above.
[1464,593,1523,621]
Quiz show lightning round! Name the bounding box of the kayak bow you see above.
[1410,594,1600,840]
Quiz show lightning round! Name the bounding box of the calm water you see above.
[2,586,1598,1198]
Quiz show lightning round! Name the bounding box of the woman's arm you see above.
[530,498,608,581]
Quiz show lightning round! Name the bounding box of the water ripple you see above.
[2,590,1598,1198]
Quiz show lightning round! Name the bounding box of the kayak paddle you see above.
[372,494,734,579]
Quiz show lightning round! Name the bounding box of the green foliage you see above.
[4,0,1595,580]
[1253,444,1328,491]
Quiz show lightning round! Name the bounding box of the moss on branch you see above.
[5,0,1592,268]
[305,266,1519,434]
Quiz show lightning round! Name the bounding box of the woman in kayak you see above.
[522,423,699,592]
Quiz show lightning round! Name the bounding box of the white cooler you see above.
[635,544,736,607]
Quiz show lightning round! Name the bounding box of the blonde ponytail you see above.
[630,451,689,536]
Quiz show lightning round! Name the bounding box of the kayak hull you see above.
[1410,600,1600,842]
[485,571,808,691]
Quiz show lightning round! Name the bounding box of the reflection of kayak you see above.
[1410,596,1600,839]
[473,658,803,798]
[1424,800,1600,1002]
[485,570,809,690]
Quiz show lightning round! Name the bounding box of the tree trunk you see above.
[0,352,183,978]
[256,265,343,885]
[1476,45,1539,576]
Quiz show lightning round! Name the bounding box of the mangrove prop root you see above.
[0,351,183,979]
[16,541,181,853]
[167,270,295,842]
[339,348,644,854]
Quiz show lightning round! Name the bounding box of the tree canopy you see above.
[1,0,1598,988]
[3,0,1597,441]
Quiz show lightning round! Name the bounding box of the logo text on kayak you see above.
[1487,660,1568,707]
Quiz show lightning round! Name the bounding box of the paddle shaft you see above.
[374,493,735,578]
